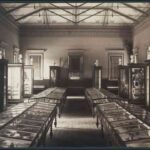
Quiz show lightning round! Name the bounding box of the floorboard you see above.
[46,99,107,147]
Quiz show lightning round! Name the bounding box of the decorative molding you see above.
[106,48,124,51]
[68,49,86,55]
[26,49,46,52]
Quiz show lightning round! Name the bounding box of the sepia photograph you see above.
[0,0,150,148]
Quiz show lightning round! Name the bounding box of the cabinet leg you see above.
[96,115,99,128]
[50,126,53,139]
[54,115,57,127]
[101,119,104,137]
[42,131,46,146]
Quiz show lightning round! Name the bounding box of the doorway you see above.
[68,52,84,80]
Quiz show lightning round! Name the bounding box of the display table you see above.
[0,101,57,148]
[85,88,107,116]
[31,87,66,117]
[0,102,35,129]
[96,102,150,147]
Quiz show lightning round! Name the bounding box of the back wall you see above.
[20,25,132,80]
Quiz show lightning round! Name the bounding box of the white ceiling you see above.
[1,3,150,26]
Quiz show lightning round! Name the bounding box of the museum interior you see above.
[0,1,150,148]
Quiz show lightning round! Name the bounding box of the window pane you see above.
[30,55,41,79]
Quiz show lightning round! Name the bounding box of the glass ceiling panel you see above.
[0,2,149,27]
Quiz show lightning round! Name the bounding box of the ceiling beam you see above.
[109,8,138,22]
[74,3,78,23]
[77,3,87,8]
[103,10,108,26]
[77,3,104,16]
[5,3,29,15]
[15,5,138,23]
[123,3,149,16]
[45,10,48,25]
[65,3,76,8]
[47,9,75,24]
[15,8,43,21]
[77,9,105,23]
[49,3,75,16]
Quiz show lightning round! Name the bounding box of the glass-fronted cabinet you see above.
[145,60,150,108]
[24,65,33,98]
[92,66,102,89]
[0,59,8,111]
[128,63,146,105]
[8,64,23,103]
[118,65,129,99]
[49,66,61,87]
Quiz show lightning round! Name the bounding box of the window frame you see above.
[25,50,45,80]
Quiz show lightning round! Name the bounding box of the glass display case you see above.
[0,59,8,112]
[96,102,150,147]
[8,64,23,103]
[49,66,61,87]
[24,65,33,98]
[118,65,129,99]
[128,63,146,105]
[145,60,150,108]
[0,101,57,148]
[92,66,102,89]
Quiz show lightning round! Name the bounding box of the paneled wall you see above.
[20,25,131,80]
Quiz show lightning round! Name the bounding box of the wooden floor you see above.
[46,99,107,147]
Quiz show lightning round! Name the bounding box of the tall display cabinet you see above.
[128,63,146,105]
[0,59,8,111]
[145,60,150,108]
[92,66,102,89]
[118,65,129,99]
[49,66,61,87]
[8,63,23,103]
[24,65,33,98]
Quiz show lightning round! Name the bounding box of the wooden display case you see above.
[0,59,8,111]
[49,66,61,87]
[128,63,146,105]
[118,65,129,99]
[24,65,33,98]
[145,60,150,108]
[8,64,23,103]
[92,66,102,89]
[96,102,150,147]
[0,101,57,148]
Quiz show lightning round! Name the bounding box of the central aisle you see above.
[46,98,107,147]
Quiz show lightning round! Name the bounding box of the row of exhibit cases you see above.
[85,87,150,147]
[49,65,102,88]
[118,61,150,108]
[0,59,34,112]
